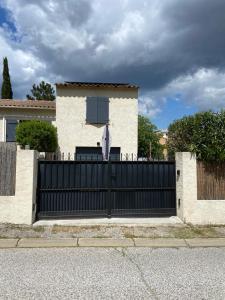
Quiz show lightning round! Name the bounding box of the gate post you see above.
[0,147,39,224]
[175,152,197,223]
[15,148,39,224]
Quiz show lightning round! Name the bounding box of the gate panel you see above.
[110,161,176,217]
[37,160,176,219]
[37,161,109,219]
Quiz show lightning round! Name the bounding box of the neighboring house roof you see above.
[0,100,56,110]
[55,81,139,90]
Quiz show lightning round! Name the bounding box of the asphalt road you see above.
[0,247,225,299]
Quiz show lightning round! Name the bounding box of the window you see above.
[86,97,109,124]
[6,119,18,142]
[76,147,120,161]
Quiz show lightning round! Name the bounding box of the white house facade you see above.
[0,100,55,143]
[55,82,138,158]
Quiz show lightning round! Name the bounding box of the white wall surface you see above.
[0,148,38,225]
[176,152,225,225]
[56,88,138,155]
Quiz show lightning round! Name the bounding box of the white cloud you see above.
[139,96,162,118]
[162,68,225,110]
[139,68,225,118]
[0,0,166,70]
[0,28,46,96]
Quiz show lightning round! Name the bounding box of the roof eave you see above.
[55,83,139,90]
[0,106,56,110]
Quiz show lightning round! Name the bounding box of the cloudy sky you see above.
[0,0,225,128]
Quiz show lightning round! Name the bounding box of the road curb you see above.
[1,238,225,249]
[78,238,134,247]
[134,238,187,247]
[185,238,225,248]
[0,239,19,248]
[17,238,78,248]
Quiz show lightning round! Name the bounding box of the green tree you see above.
[16,120,58,152]
[138,115,164,158]
[1,57,13,99]
[26,81,55,101]
[168,111,225,162]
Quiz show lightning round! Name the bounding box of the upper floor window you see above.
[86,96,109,124]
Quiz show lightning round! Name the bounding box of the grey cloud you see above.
[1,0,225,113]
[55,0,225,92]
[162,0,225,68]
[6,0,225,86]
[99,0,225,91]
[41,0,93,27]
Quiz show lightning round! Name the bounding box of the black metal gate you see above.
[37,160,176,219]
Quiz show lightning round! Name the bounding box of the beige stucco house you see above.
[0,82,138,159]
[0,100,55,142]
[56,82,138,158]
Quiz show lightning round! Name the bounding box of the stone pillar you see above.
[0,148,39,225]
[175,152,197,223]
[15,148,39,224]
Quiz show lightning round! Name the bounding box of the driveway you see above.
[0,247,225,299]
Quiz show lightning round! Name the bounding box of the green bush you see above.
[168,110,225,162]
[138,115,164,158]
[16,120,58,152]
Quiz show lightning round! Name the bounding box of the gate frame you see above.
[36,158,177,220]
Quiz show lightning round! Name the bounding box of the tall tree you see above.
[26,81,55,101]
[138,115,164,158]
[1,57,13,99]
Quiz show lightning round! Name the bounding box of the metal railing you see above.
[39,152,170,162]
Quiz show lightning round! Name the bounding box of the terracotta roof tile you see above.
[0,100,56,110]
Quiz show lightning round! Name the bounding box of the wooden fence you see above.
[0,142,17,196]
[197,161,225,200]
